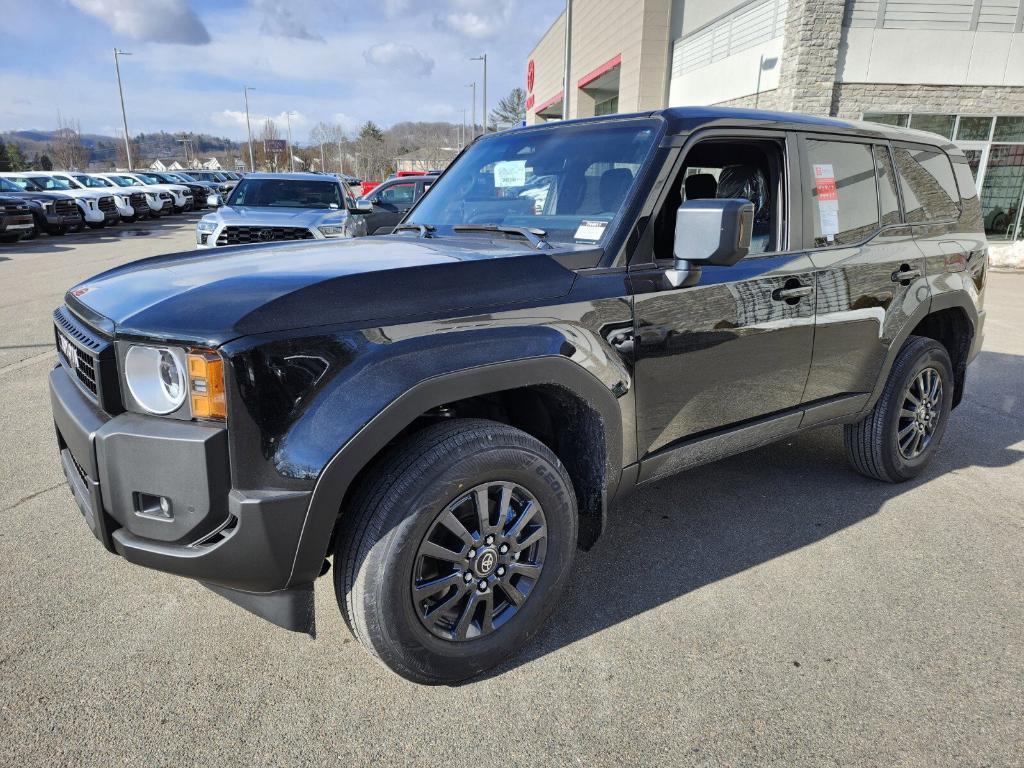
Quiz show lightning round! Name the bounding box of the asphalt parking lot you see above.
[0,220,1021,767]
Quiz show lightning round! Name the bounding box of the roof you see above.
[518,106,957,149]
[239,172,342,182]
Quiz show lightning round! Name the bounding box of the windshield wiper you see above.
[393,223,435,238]
[452,224,552,250]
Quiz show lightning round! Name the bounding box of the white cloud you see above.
[438,0,513,39]
[362,43,434,77]
[253,0,324,41]
[69,0,210,45]
[214,109,307,133]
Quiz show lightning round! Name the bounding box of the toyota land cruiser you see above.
[48,108,986,684]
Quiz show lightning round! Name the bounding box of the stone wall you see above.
[832,83,1024,119]
[774,0,846,115]
[713,89,781,111]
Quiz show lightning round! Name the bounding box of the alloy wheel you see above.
[897,366,943,460]
[412,481,547,641]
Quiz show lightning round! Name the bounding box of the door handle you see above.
[891,266,922,284]
[772,285,813,302]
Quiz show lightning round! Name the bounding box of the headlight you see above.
[197,219,217,233]
[39,200,55,211]
[124,346,188,415]
[318,225,346,237]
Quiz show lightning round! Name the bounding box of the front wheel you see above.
[335,419,578,684]
[86,221,105,230]
[845,336,954,482]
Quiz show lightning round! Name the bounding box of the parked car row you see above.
[0,169,244,244]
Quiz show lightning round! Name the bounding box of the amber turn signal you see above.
[187,351,226,420]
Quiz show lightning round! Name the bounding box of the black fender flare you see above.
[286,355,625,586]
[864,289,978,413]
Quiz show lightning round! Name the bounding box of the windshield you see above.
[106,175,136,187]
[175,173,197,182]
[227,178,342,209]
[22,176,71,191]
[406,120,658,244]
[73,174,109,188]
[0,178,21,193]
[136,173,163,185]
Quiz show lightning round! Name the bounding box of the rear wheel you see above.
[845,336,954,482]
[335,419,577,684]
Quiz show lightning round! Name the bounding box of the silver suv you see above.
[196,173,370,248]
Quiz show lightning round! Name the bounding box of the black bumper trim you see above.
[203,582,316,635]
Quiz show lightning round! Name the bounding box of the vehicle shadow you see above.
[470,349,1024,683]
[1,212,203,256]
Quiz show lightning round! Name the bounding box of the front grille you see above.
[216,225,314,246]
[56,326,98,395]
[159,192,172,201]
[98,196,117,214]
[2,201,29,214]
[54,199,79,218]
[69,450,89,484]
[53,306,119,411]
[129,192,149,212]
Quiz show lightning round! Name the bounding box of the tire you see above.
[86,221,105,230]
[335,418,578,684]
[0,234,21,243]
[844,336,954,482]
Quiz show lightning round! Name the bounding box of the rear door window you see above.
[893,147,960,223]
[804,139,880,247]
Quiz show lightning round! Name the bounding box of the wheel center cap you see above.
[473,547,498,577]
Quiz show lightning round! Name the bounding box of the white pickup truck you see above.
[91,173,173,218]
[47,172,140,223]
[0,172,119,228]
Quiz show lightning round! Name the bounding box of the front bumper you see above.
[0,212,34,235]
[49,366,311,595]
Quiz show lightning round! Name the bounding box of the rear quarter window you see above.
[893,146,960,223]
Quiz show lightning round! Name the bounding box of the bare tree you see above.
[116,135,140,170]
[490,87,526,129]
[51,114,88,170]
[255,118,281,171]
[309,121,351,173]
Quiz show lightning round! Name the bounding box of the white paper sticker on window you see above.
[574,219,608,241]
[813,163,839,240]
[493,160,527,188]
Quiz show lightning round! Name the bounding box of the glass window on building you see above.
[908,114,955,140]
[994,116,1024,143]
[980,145,1024,241]
[594,96,618,117]
[956,117,993,142]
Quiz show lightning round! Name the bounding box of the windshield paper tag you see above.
[493,160,527,188]
[574,219,608,241]
[813,163,839,241]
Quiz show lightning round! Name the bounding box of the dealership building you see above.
[525,0,1024,243]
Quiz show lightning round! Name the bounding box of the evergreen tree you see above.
[490,87,527,129]
[7,143,27,171]
[0,141,10,172]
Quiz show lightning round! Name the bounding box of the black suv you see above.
[48,108,986,683]
[359,174,437,234]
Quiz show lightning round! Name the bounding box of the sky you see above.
[0,0,563,143]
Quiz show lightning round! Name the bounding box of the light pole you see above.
[467,82,476,139]
[461,108,468,148]
[285,111,295,172]
[113,48,133,170]
[243,86,256,173]
[471,54,487,134]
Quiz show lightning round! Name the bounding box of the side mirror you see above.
[352,198,374,214]
[207,194,223,208]
[673,199,754,268]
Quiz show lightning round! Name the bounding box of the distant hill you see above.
[1,129,242,164]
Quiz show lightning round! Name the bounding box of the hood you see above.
[0,190,72,203]
[66,235,589,345]
[213,205,347,226]
[51,188,109,200]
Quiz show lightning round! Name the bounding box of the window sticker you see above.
[574,219,608,241]
[493,160,527,188]
[813,163,839,241]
